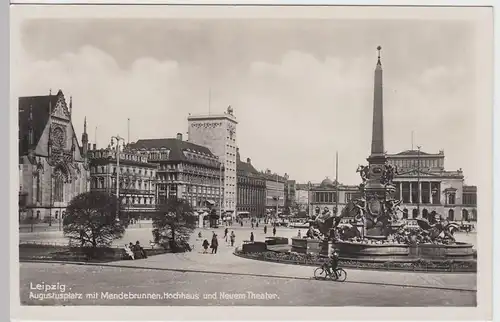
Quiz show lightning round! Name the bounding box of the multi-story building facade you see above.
[18,90,90,222]
[308,150,478,222]
[128,134,224,214]
[187,106,238,216]
[261,170,287,215]
[88,145,158,219]
[236,149,266,218]
[308,178,358,218]
[294,187,310,212]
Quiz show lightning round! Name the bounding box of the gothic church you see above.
[18,90,90,221]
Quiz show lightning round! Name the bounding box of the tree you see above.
[63,191,129,249]
[152,197,197,252]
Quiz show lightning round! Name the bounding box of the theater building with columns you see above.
[387,150,477,221]
[307,150,478,222]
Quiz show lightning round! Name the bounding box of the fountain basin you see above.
[334,241,475,262]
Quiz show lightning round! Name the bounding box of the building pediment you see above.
[396,169,440,177]
[51,92,70,120]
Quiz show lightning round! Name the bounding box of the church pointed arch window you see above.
[54,175,64,202]
[53,166,68,203]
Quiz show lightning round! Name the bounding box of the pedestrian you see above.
[250,232,254,242]
[256,221,259,228]
[240,221,243,227]
[251,222,254,229]
[123,244,134,260]
[224,227,229,241]
[211,234,219,254]
[230,231,236,247]
[198,231,202,238]
[136,241,147,258]
[298,230,302,238]
[202,239,210,254]
[273,226,277,236]
[264,225,267,234]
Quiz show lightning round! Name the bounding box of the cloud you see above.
[12,45,478,185]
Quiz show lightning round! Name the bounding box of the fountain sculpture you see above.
[300,46,474,262]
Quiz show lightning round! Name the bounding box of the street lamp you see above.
[30,210,34,233]
[49,174,54,227]
[275,173,280,220]
[219,162,224,224]
[111,135,125,222]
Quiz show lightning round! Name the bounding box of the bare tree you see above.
[63,191,128,250]
[152,197,197,252]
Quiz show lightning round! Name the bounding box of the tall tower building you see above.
[187,106,238,216]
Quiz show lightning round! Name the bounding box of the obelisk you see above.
[371,46,384,157]
[365,46,387,195]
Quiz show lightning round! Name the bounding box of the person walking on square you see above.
[202,239,210,253]
[211,234,219,254]
[273,226,277,237]
[264,225,267,234]
[251,222,254,229]
[136,241,147,258]
[230,231,236,247]
[250,232,254,242]
[224,227,229,241]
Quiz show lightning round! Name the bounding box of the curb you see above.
[233,252,477,274]
[21,259,476,293]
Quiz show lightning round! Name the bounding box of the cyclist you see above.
[325,250,340,279]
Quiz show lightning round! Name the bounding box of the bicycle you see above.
[314,263,347,282]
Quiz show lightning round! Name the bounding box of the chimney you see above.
[236,148,240,161]
[176,133,183,141]
[247,158,251,164]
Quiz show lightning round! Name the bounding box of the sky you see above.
[13,18,481,185]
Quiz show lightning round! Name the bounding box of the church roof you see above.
[18,90,62,156]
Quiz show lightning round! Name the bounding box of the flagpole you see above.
[335,151,339,214]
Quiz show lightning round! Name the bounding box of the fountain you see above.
[293,46,475,263]
[237,47,475,271]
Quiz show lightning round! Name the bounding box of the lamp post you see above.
[111,135,125,221]
[275,173,280,221]
[49,174,53,227]
[59,209,62,231]
[219,161,223,223]
[335,151,339,216]
[416,145,421,217]
[30,210,34,233]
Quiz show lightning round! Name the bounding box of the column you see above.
[428,181,432,204]
[419,182,422,204]
[399,182,403,200]
[409,183,413,203]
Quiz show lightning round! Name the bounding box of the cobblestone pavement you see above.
[19,225,477,292]
[20,262,476,306]
[19,223,477,248]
